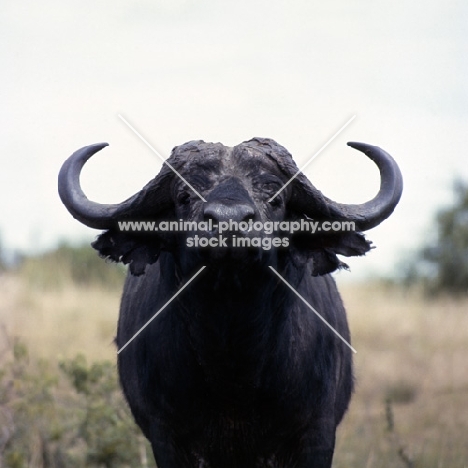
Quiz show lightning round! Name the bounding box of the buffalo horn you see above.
[313,142,403,231]
[58,143,143,229]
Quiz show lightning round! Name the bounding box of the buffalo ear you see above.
[292,231,373,276]
[91,230,161,276]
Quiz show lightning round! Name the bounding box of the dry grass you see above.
[335,282,468,467]
[1,272,467,466]
[0,274,121,362]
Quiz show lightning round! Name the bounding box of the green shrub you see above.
[0,338,154,467]
[404,180,468,296]
[17,241,125,290]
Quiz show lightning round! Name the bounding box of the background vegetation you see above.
[0,244,153,467]
[0,183,467,467]
[404,180,468,296]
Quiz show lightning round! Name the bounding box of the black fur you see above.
[91,139,376,467]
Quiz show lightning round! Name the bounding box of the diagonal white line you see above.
[268,266,357,353]
[117,266,206,354]
[268,115,356,202]
[117,114,207,202]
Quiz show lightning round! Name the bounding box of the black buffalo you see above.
[58,138,402,468]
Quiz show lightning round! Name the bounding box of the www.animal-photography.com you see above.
[1,1,467,467]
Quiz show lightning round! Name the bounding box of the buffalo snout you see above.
[202,177,257,236]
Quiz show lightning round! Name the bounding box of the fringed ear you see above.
[308,249,349,276]
[292,231,373,276]
[91,230,161,276]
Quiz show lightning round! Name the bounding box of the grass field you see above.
[1,271,467,467]
[336,282,468,467]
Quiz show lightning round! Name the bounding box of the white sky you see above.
[1,0,467,277]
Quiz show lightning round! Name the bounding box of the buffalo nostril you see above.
[203,212,218,233]
[203,203,256,234]
[203,204,255,223]
[203,212,217,223]
[241,210,255,223]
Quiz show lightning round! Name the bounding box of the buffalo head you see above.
[58,137,402,277]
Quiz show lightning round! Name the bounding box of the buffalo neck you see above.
[173,260,296,389]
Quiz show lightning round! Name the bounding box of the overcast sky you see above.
[2,0,467,277]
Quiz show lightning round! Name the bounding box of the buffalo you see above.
[58,137,402,468]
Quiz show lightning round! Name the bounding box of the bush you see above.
[16,241,125,290]
[404,180,468,295]
[0,338,154,467]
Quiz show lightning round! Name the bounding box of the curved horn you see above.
[326,142,403,231]
[333,142,403,231]
[58,143,142,229]
[288,142,403,232]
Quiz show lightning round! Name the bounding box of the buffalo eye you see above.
[268,194,283,208]
[252,175,284,207]
[177,191,191,205]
